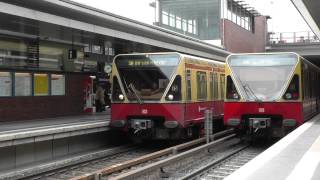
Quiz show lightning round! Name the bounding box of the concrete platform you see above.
[0,110,110,147]
[226,113,320,180]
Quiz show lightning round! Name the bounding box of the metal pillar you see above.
[204,109,213,143]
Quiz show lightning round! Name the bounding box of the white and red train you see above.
[224,52,320,137]
[110,52,225,140]
[110,52,320,140]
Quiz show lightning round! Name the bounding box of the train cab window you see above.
[220,74,225,99]
[114,54,179,101]
[226,75,240,100]
[213,73,219,100]
[165,75,181,101]
[112,76,123,101]
[186,70,192,101]
[197,71,207,100]
[283,74,299,100]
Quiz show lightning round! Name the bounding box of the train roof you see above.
[114,52,225,65]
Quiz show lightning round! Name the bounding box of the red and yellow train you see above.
[110,52,225,140]
[224,52,320,137]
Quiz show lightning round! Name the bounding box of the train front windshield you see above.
[228,54,298,101]
[115,54,180,101]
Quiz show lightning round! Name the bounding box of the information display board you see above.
[0,72,12,96]
[34,74,49,96]
[51,74,65,95]
[15,73,31,96]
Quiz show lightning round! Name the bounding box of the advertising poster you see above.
[15,73,31,96]
[34,74,49,96]
[0,72,12,96]
[51,74,65,95]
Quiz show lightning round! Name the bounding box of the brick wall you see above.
[222,16,267,53]
[0,73,87,121]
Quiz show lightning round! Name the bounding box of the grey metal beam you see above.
[291,0,320,39]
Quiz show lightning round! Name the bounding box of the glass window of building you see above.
[157,0,220,39]
[39,42,63,71]
[34,73,49,96]
[225,0,255,32]
[193,20,197,34]
[182,19,187,31]
[15,73,32,96]
[0,72,12,97]
[169,13,175,27]
[176,16,182,29]
[0,38,27,68]
[162,11,169,25]
[188,20,193,33]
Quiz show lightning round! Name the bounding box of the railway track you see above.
[18,130,232,180]
[108,132,240,180]
[180,146,265,180]
[105,136,271,180]
[22,144,155,180]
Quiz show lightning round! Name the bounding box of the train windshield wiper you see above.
[243,84,261,102]
[128,83,143,104]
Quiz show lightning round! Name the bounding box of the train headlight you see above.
[285,93,292,99]
[118,94,124,100]
[168,94,174,100]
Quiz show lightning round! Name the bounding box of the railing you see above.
[268,31,320,45]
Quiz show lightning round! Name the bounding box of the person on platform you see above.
[95,85,105,112]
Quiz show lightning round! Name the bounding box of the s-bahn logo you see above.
[141,109,148,114]
[258,108,265,113]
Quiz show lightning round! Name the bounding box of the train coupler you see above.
[249,118,271,133]
[131,119,152,134]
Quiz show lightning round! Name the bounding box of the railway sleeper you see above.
[214,167,235,173]
[207,174,226,179]
[210,170,229,176]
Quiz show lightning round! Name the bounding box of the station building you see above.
[0,0,230,122]
[0,0,266,122]
[155,0,268,52]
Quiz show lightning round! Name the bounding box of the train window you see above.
[197,71,207,100]
[186,70,192,101]
[165,75,181,101]
[115,54,179,101]
[112,76,123,101]
[210,72,213,100]
[220,74,225,99]
[226,75,240,100]
[283,74,299,100]
[213,73,219,100]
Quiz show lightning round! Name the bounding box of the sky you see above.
[72,0,311,33]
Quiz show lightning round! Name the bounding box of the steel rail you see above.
[110,133,237,180]
[180,145,249,180]
[71,129,234,180]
